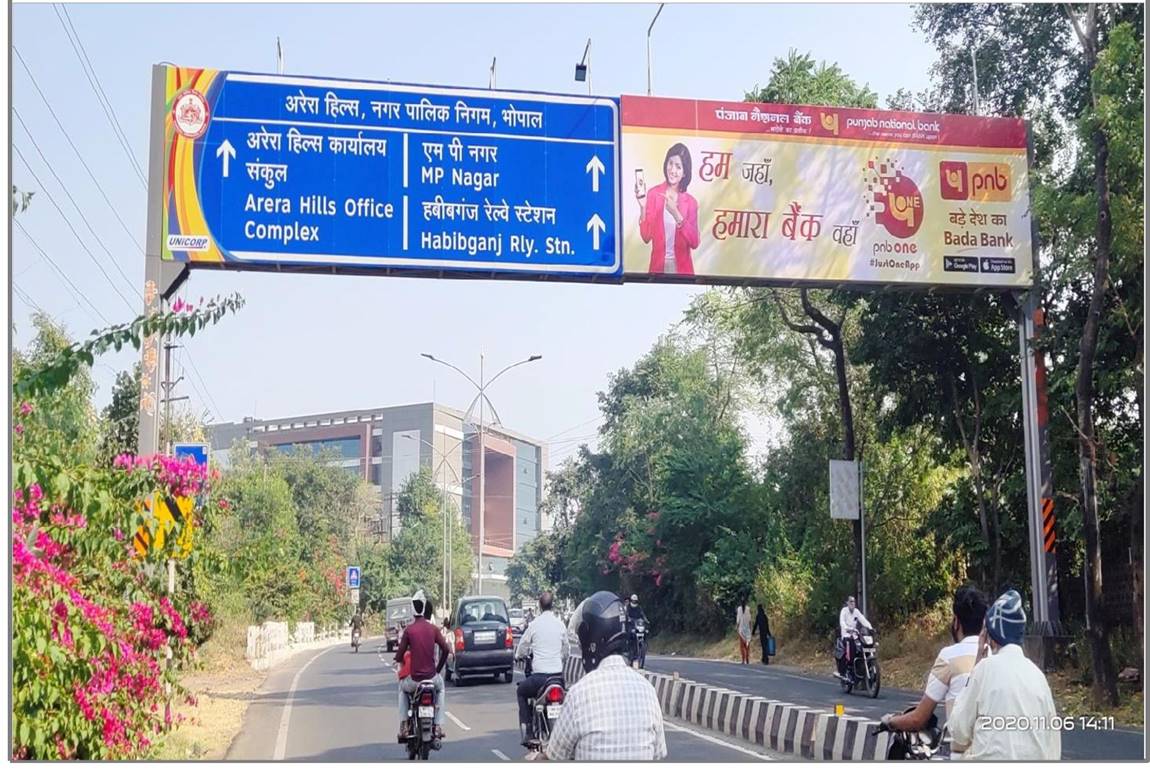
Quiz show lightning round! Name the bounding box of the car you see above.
[509,608,527,636]
[445,596,515,686]
[386,597,414,652]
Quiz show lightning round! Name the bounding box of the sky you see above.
[10,2,940,468]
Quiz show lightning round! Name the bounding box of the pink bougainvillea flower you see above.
[19,401,33,415]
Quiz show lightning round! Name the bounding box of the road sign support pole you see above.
[858,457,867,617]
[140,64,189,459]
[477,354,486,596]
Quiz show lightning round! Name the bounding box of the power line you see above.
[13,220,112,326]
[12,144,139,314]
[54,5,148,187]
[11,46,145,253]
[12,108,142,299]
[12,281,46,316]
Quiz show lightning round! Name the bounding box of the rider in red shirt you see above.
[394,590,449,740]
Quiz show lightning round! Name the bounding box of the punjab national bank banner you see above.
[621,95,1034,288]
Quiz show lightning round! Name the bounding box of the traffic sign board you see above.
[173,442,209,466]
[347,566,361,589]
[160,67,621,279]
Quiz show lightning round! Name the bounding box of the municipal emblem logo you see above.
[172,89,210,139]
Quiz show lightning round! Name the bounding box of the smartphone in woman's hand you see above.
[634,169,646,200]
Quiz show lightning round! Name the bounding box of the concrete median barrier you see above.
[562,654,891,760]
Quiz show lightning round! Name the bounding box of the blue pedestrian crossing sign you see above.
[173,442,209,466]
[347,566,361,589]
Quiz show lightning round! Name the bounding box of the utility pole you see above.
[159,343,188,728]
[478,354,486,595]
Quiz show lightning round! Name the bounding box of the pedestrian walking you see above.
[752,604,772,665]
[735,599,753,665]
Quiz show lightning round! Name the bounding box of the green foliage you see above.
[746,49,878,108]
[11,301,240,759]
[98,366,140,467]
[387,468,473,613]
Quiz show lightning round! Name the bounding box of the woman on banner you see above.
[637,143,700,275]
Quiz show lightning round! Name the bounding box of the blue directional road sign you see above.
[347,566,361,590]
[161,67,620,279]
[173,442,209,466]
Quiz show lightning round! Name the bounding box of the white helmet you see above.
[412,589,428,618]
[630,594,639,605]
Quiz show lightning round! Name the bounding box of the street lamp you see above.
[574,38,591,95]
[420,352,542,594]
[647,3,665,96]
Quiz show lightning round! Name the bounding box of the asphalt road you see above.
[227,638,784,762]
[643,654,1145,761]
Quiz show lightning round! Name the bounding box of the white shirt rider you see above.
[839,597,872,638]
[515,609,570,675]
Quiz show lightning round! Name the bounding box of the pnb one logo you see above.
[167,234,211,252]
[864,159,924,240]
[939,161,1012,202]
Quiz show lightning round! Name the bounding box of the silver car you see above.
[509,608,527,636]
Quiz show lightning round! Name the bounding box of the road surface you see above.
[227,638,784,762]
[643,654,1144,761]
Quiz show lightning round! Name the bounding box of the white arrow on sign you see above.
[586,213,606,250]
[585,154,606,193]
[216,139,236,178]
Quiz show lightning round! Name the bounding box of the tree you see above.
[914,2,1143,706]
[389,468,473,612]
[98,366,140,466]
[743,51,883,601]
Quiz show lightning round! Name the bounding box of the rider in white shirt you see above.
[515,591,570,748]
[837,596,872,678]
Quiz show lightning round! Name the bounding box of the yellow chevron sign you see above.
[133,493,195,559]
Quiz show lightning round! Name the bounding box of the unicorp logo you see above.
[863,159,924,239]
[166,234,211,252]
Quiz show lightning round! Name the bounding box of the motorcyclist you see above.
[837,596,872,680]
[350,609,364,642]
[626,594,648,663]
[394,590,449,743]
[540,591,667,761]
[878,585,988,758]
[514,591,570,748]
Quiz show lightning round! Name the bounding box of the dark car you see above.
[385,597,413,652]
[446,596,514,686]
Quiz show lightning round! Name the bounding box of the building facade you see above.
[208,402,548,598]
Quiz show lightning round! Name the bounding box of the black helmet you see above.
[570,591,629,673]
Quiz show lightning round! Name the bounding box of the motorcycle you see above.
[630,619,648,669]
[519,659,565,753]
[400,680,441,760]
[351,629,361,653]
[836,627,880,698]
[873,706,944,760]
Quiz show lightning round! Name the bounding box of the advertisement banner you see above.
[621,95,1034,288]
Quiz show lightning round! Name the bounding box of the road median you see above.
[563,654,891,761]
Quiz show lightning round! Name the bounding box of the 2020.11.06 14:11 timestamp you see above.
[976,715,1116,732]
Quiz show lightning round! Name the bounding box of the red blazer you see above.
[639,182,700,275]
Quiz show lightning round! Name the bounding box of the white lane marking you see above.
[273,642,345,760]
[447,711,471,731]
[492,749,510,760]
[664,720,773,761]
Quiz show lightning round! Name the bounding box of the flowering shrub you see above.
[11,298,241,759]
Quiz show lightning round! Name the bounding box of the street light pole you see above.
[647,3,665,96]
[420,351,542,598]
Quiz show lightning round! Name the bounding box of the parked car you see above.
[509,608,527,636]
[386,597,414,652]
[446,596,515,686]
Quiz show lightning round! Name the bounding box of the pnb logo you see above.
[166,234,211,252]
[939,161,1012,202]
